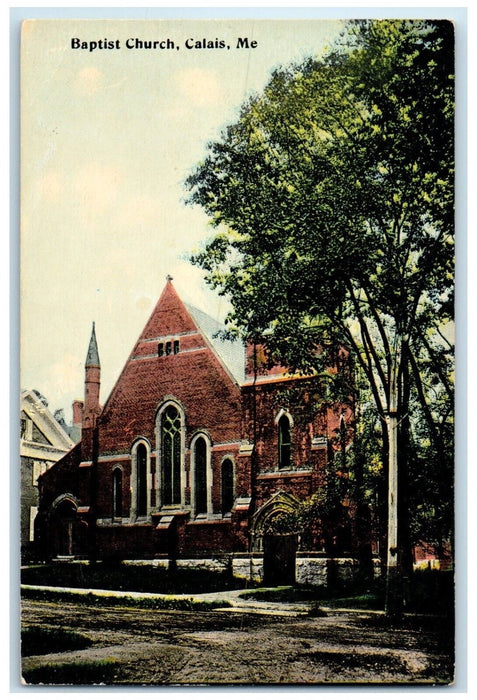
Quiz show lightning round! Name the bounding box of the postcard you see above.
[20,17,456,686]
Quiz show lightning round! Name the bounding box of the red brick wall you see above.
[97,282,243,457]
[37,282,357,560]
[254,473,314,510]
[178,520,247,555]
[96,523,155,559]
[98,349,242,456]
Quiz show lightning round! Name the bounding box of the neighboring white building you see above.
[20,389,74,557]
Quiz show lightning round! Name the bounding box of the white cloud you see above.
[175,68,221,108]
[116,194,162,232]
[74,67,105,96]
[72,162,124,214]
[36,170,62,203]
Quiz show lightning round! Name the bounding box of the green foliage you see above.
[238,585,384,610]
[21,586,231,611]
[404,569,454,614]
[269,371,354,430]
[23,657,120,685]
[262,509,297,535]
[186,19,454,553]
[21,626,92,657]
[264,479,351,552]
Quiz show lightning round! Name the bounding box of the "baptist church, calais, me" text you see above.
[71,37,258,52]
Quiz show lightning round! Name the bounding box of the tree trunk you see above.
[385,353,402,616]
[397,357,414,581]
[385,410,401,614]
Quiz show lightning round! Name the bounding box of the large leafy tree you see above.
[186,20,454,612]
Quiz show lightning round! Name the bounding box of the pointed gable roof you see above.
[98,278,243,453]
[130,278,245,384]
[21,389,75,458]
[139,276,198,340]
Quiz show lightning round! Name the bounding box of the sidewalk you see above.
[21,584,312,616]
[190,587,313,615]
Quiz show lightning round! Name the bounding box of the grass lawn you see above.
[23,658,120,685]
[21,561,241,594]
[237,570,453,614]
[21,626,93,657]
[238,585,384,610]
[21,586,232,611]
[21,562,453,616]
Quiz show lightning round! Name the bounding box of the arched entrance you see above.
[48,496,87,557]
[251,492,300,586]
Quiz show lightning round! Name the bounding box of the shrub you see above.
[23,657,119,685]
[21,626,92,657]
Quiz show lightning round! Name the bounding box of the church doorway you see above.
[263,533,298,585]
[251,491,300,586]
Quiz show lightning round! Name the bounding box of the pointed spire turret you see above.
[82,323,101,460]
[86,322,100,368]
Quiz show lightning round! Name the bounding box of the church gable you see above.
[98,279,242,454]
[138,277,198,341]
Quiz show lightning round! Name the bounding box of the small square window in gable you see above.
[158,339,179,357]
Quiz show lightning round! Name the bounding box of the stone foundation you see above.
[232,556,264,582]
[121,555,381,586]
[296,556,328,586]
[296,556,381,586]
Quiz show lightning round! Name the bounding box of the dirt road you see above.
[20,598,454,686]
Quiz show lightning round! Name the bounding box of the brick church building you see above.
[35,277,371,584]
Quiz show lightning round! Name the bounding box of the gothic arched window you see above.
[112,467,123,519]
[221,458,234,515]
[162,405,181,505]
[278,414,292,469]
[130,440,151,521]
[136,444,148,517]
[194,437,208,514]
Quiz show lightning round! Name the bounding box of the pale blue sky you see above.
[21,18,345,418]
